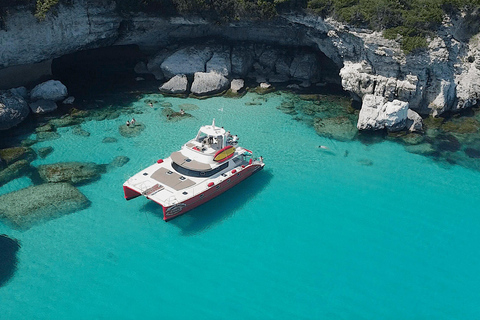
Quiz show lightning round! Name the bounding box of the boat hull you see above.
[152,163,264,221]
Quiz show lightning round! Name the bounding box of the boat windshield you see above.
[172,161,229,177]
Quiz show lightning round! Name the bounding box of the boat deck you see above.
[151,167,196,191]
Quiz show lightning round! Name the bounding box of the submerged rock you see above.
[102,137,117,143]
[37,146,54,159]
[0,234,20,288]
[108,156,130,169]
[49,116,82,128]
[71,125,91,137]
[0,160,32,187]
[37,162,106,185]
[441,117,480,134]
[0,147,36,165]
[0,183,91,229]
[178,103,199,111]
[405,143,437,156]
[35,123,54,133]
[314,116,357,141]
[434,134,461,152]
[465,148,480,158]
[277,101,297,115]
[36,131,61,142]
[119,123,146,138]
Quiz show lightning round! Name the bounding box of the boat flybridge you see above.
[123,120,265,221]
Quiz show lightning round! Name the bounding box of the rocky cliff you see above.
[1,1,479,130]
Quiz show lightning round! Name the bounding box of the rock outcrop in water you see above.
[0,183,91,229]
[37,162,107,185]
[0,234,20,287]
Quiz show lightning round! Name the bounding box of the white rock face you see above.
[406,109,423,133]
[161,46,212,79]
[1,4,479,117]
[29,100,58,114]
[358,94,409,131]
[0,0,120,68]
[147,51,170,80]
[30,80,68,102]
[159,75,188,94]
[455,33,480,110]
[230,79,244,93]
[190,72,229,95]
[206,49,231,77]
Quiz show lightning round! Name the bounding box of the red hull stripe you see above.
[162,164,263,221]
[123,185,141,200]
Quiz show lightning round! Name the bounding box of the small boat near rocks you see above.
[123,120,265,221]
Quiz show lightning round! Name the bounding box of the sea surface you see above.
[1,91,480,319]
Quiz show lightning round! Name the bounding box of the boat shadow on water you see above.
[142,170,273,236]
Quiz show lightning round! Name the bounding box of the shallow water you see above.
[1,92,480,319]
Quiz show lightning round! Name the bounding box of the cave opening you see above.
[51,45,146,98]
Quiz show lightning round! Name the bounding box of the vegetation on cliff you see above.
[308,0,480,52]
[1,0,479,53]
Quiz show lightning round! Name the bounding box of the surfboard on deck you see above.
[214,146,235,162]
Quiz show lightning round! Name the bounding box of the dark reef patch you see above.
[0,234,20,288]
[465,148,480,158]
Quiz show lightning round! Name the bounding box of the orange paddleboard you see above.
[214,146,235,162]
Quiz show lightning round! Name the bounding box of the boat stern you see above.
[123,184,141,200]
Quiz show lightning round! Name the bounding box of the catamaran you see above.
[123,120,265,221]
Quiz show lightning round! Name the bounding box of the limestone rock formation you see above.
[161,46,212,79]
[290,53,319,81]
[357,94,409,131]
[0,91,30,130]
[231,46,254,77]
[159,75,188,94]
[406,109,423,133]
[30,80,68,102]
[0,2,479,118]
[230,79,245,93]
[190,72,229,95]
[0,0,120,68]
[0,183,91,229]
[206,49,231,77]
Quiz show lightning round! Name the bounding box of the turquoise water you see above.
[1,92,480,319]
